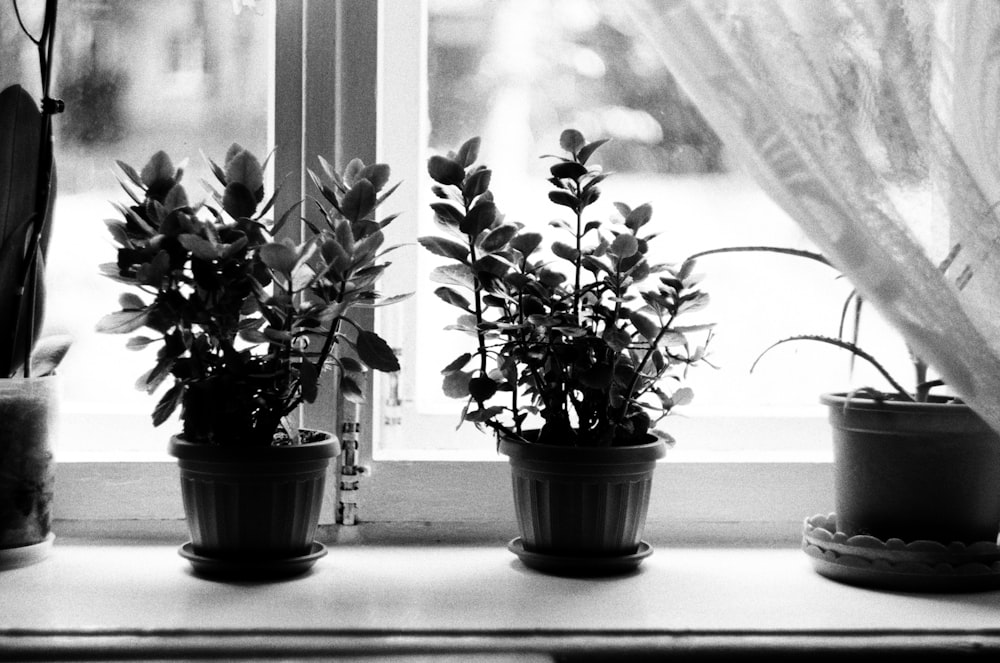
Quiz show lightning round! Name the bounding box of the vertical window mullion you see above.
[271,1,305,246]
[299,1,380,463]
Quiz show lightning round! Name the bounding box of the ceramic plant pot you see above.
[0,376,58,569]
[822,392,1000,545]
[169,430,340,579]
[500,432,666,576]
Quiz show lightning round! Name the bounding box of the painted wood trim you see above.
[3,630,999,660]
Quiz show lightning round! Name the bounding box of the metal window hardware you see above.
[338,421,367,526]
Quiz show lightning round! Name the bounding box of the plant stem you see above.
[572,179,584,321]
[465,202,489,379]
[622,311,678,415]
[685,245,831,267]
[913,354,929,402]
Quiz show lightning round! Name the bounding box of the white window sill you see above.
[2,541,999,660]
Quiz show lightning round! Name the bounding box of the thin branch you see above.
[13,0,41,45]
[751,334,914,401]
[685,245,832,267]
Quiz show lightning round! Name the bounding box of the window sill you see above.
[2,541,1000,660]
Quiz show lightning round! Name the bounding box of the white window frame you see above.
[53,0,834,546]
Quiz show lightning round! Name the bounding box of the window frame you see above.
[53,0,834,546]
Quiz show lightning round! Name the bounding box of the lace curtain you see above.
[624,0,1000,434]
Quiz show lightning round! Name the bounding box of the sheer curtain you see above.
[624,0,1000,434]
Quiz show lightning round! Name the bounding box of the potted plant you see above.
[98,145,404,579]
[747,288,1000,590]
[0,2,72,571]
[420,129,714,575]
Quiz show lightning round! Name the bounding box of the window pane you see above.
[2,0,274,459]
[376,0,913,459]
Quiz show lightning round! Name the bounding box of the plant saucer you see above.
[802,513,1000,592]
[507,537,652,577]
[179,541,326,581]
[0,532,55,571]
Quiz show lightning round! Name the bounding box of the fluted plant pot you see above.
[500,431,666,576]
[169,431,340,580]
[0,376,58,570]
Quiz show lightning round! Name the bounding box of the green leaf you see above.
[580,186,601,207]
[222,182,257,219]
[340,374,366,404]
[224,148,264,194]
[355,330,400,372]
[152,383,183,427]
[464,406,504,423]
[320,237,351,275]
[342,157,365,186]
[441,352,473,374]
[339,356,365,373]
[548,190,579,210]
[204,152,227,186]
[104,219,131,248]
[116,160,143,187]
[358,163,391,191]
[581,255,609,274]
[140,151,175,187]
[463,200,498,236]
[625,203,653,231]
[29,335,72,377]
[442,370,472,398]
[341,178,376,222]
[678,291,710,314]
[559,128,586,153]
[96,309,150,334]
[610,233,639,259]
[260,241,299,275]
[428,155,466,186]
[468,375,498,402]
[118,292,145,310]
[430,263,475,290]
[613,202,632,218]
[125,335,156,350]
[456,136,481,167]
[578,139,610,165]
[550,161,588,180]
[603,326,632,352]
[419,236,469,262]
[551,241,579,262]
[629,311,659,343]
[650,428,677,447]
[163,183,189,211]
[465,167,491,200]
[434,286,472,311]
[430,201,464,229]
[510,232,542,257]
[178,233,219,261]
[672,386,694,407]
[480,223,518,253]
[239,328,269,344]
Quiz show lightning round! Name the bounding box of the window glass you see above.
[2,0,274,459]
[375,0,913,459]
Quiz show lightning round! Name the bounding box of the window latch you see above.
[338,421,368,526]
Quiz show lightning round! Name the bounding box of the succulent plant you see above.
[420,129,714,447]
[98,145,406,447]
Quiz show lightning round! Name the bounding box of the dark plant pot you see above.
[822,392,1000,544]
[168,431,340,575]
[499,432,666,573]
[0,377,57,569]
